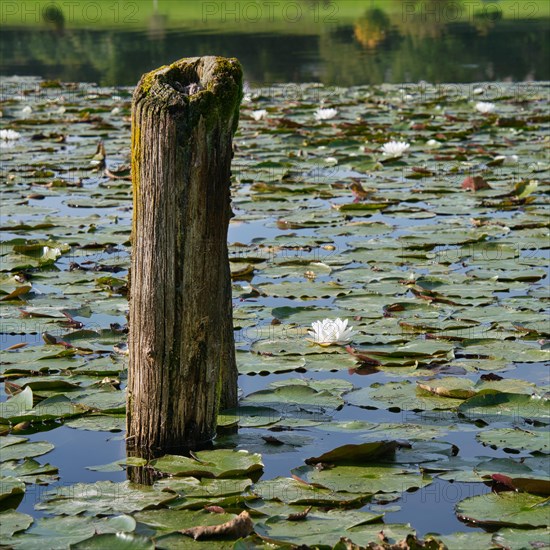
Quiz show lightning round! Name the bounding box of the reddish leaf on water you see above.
[490,475,550,496]
[349,179,371,202]
[204,505,226,514]
[480,373,503,381]
[491,474,515,490]
[346,346,381,366]
[461,175,492,191]
[411,166,433,175]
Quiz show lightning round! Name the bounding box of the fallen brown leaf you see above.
[287,505,312,521]
[461,175,492,191]
[180,510,253,541]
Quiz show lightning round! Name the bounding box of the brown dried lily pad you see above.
[180,510,253,540]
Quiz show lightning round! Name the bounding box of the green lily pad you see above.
[304,440,398,465]
[0,509,33,538]
[7,514,136,549]
[0,458,58,484]
[437,531,495,550]
[86,457,147,472]
[253,477,368,507]
[65,414,125,432]
[150,449,264,479]
[217,406,282,428]
[293,463,431,495]
[477,427,550,453]
[35,481,178,515]
[1,394,85,424]
[133,508,238,534]
[458,392,550,423]
[255,510,414,548]
[456,492,550,528]
[0,437,54,462]
[236,351,305,375]
[242,382,344,410]
[0,476,25,511]
[71,533,154,549]
[491,527,550,550]
[347,380,464,412]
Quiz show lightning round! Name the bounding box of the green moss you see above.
[137,57,242,137]
[138,64,167,95]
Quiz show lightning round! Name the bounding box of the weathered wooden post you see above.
[127,56,242,451]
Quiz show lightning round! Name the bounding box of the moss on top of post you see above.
[134,56,243,135]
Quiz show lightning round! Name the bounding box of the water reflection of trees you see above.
[353,9,391,49]
[0,9,547,86]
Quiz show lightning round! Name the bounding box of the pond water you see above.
[1,0,549,86]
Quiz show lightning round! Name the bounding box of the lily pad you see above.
[0,509,33,538]
[0,476,25,511]
[255,510,413,548]
[133,508,238,534]
[456,492,550,528]
[458,392,550,423]
[150,449,264,479]
[0,437,54,462]
[293,464,431,495]
[491,527,550,550]
[304,441,398,465]
[7,514,136,549]
[35,481,178,515]
[71,533,154,549]
[242,382,344,410]
[477,427,550,453]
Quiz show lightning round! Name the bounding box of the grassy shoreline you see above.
[1,0,548,32]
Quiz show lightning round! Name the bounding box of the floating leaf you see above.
[0,437,54,462]
[243,382,344,410]
[0,509,33,538]
[456,492,549,528]
[181,510,253,540]
[458,392,550,423]
[477,427,550,453]
[305,441,398,465]
[150,449,264,479]
[491,527,550,550]
[253,477,368,507]
[134,508,237,535]
[7,514,136,549]
[0,477,25,511]
[35,481,178,515]
[71,533,154,549]
[461,175,491,191]
[255,510,411,547]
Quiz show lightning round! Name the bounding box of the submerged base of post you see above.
[127,56,242,451]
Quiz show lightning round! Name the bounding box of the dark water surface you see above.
[1,0,549,86]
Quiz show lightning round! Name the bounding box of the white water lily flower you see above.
[307,318,356,346]
[21,105,32,116]
[381,140,410,157]
[251,109,267,121]
[0,129,21,140]
[475,101,496,114]
[314,108,338,121]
